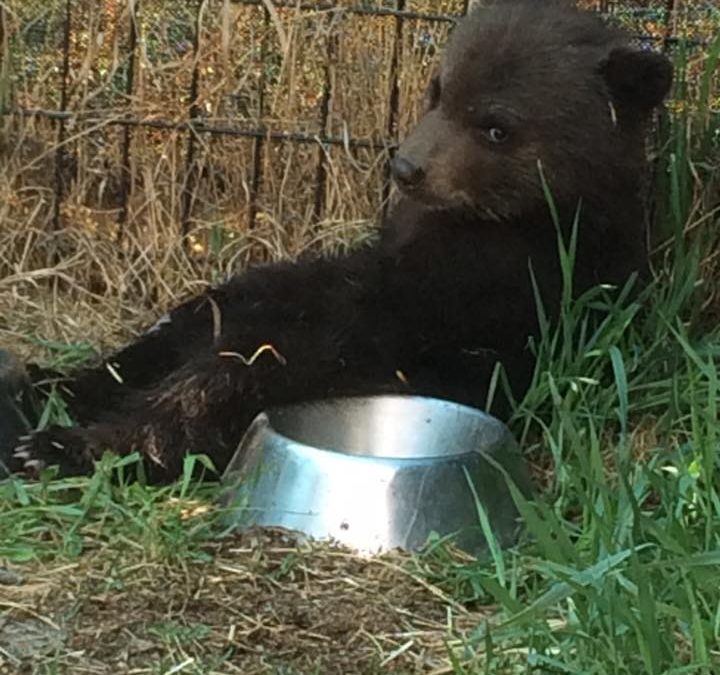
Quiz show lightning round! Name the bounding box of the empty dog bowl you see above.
[219,395,532,556]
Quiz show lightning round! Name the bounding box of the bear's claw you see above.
[8,426,97,478]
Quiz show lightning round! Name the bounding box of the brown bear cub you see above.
[5,0,673,482]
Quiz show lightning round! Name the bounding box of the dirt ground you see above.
[0,529,495,675]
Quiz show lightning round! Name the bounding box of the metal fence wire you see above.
[0,0,717,255]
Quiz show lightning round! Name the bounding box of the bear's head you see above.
[390,0,674,222]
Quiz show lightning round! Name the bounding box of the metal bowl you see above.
[218,395,532,556]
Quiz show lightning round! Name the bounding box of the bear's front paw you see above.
[12,426,98,479]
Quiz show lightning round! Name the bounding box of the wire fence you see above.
[0,0,717,259]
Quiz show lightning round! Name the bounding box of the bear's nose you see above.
[390,156,425,189]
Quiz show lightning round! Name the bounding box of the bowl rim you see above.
[248,393,513,463]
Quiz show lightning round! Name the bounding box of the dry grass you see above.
[1,528,499,674]
[0,0,460,362]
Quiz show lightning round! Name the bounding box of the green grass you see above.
[0,455,221,563]
[2,41,720,674]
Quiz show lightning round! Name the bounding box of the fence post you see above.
[117,0,140,243]
[51,0,73,246]
[180,0,205,243]
[646,0,679,247]
[247,4,272,231]
[662,0,678,52]
[381,0,405,221]
[0,3,8,113]
[312,13,338,223]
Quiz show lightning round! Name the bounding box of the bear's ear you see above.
[598,47,674,112]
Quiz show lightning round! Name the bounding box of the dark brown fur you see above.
[3,0,673,482]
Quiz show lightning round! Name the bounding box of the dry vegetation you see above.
[0,0,459,361]
[1,529,496,674]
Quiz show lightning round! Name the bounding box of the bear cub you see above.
[5,0,673,482]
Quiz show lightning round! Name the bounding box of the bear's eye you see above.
[473,112,513,145]
[487,127,509,144]
[426,75,441,110]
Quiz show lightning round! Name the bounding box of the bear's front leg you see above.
[13,349,263,482]
[14,318,403,483]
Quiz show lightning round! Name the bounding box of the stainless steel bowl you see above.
[219,395,532,556]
